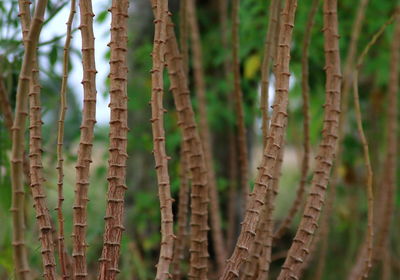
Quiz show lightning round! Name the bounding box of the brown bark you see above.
[172,147,190,280]
[97,1,130,279]
[346,15,397,279]
[149,1,211,277]
[260,0,281,148]
[56,1,76,279]
[29,56,57,279]
[219,1,297,278]
[11,1,48,279]
[72,1,97,278]
[373,9,400,262]
[273,0,319,241]
[232,0,250,211]
[276,0,342,278]
[149,1,175,279]
[186,0,227,273]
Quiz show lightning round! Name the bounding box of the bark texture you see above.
[97,1,130,279]
[150,0,175,279]
[219,1,297,278]
[232,0,250,211]
[277,0,342,278]
[187,0,226,272]
[72,1,97,278]
[150,2,211,278]
[11,1,48,279]
[56,1,76,278]
[273,0,318,241]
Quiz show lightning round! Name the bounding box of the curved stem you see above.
[277,0,342,278]
[56,1,76,278]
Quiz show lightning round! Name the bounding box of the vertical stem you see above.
[72,1,97,278]
[97,1,130,279]
[187,0,227,273]
[11,1,48,279]
[232,0,250,211]
[150,0,175,279]
[219,1,297,278]
[56,1,76,279]
[150,1,211,278]
[277,0,342,278]
[172,146,190,280]
[260,0,280,148]
[273,0,319,241]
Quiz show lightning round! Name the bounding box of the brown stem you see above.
[179,0,189,78]
[150,1,175,279]
[219,1,297,278]
[273,0,319,241]
[232,0,250,211]
[150,1,211,278]
[72,1,97,278]
[346,14,397,280]
[276,0,342,278]
[260,0,280,148]
[373,9,400,263]
[11,1,48,279]
[350,70,374,280]
[97,1,130,279]
[217,0,238,253]
[172,146,190,280]
[56,1,76,279]
[187,0,227,273]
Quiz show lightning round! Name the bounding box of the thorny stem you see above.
[179,0,189,78]
[187,0,227,273]
[232,0,250,211]
[149,0,175,279]
[97,1,130,279]
[72,0,97,278]
[165,18,210,280]
[273,0,319,241]
[348,10,399,280]
[11,1,49,279]
[317,0,369,276]
[56,1,76,278]
[219,1,297,279]
[172,146,190,280]
[242,0,283,273]
[276,0,342,279]
[260,0,280,148]
[150,1,211,278]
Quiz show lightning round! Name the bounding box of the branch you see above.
[72,0,97,278]
[219,0,298,278]
[276,0,342,278]
[56,0,76,278]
